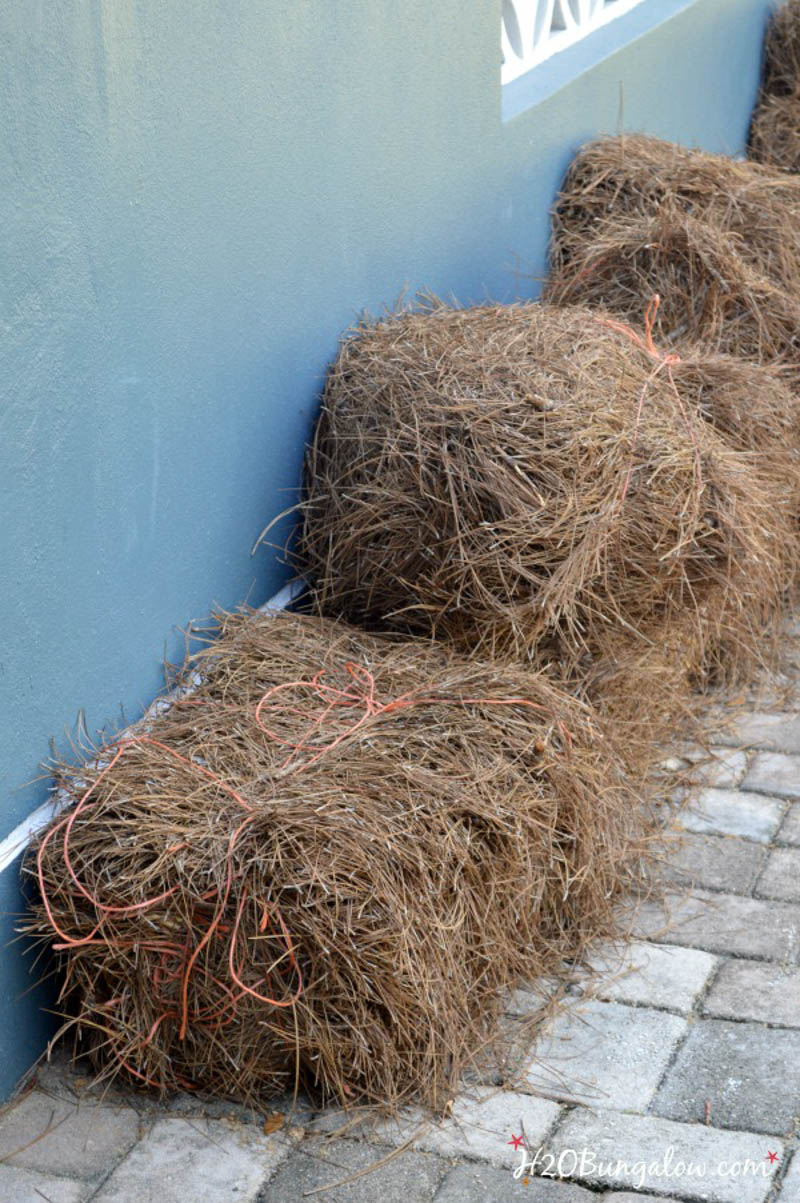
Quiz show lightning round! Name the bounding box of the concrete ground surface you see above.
[3,630,800,1201]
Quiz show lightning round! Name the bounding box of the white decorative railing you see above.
[502,0,648,85]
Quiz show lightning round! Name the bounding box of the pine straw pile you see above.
[759,0,800,97]
[300,301,799,725]
[751,95,800,174]
[545,135,800,383]
[750,0,800,173]
[25,609,650,1112]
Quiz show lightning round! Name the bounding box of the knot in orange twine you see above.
[254,661,391,773]
[599,293,680,368]
[595,295,700,507]
[254,660,572,773]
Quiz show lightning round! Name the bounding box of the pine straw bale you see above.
[574,611,705,731]
[546,135,800,381]
[669,351,800,466]
[300,302,798,703]
[549,135,800,282]
[750,94,800,173]
[759,0,800,99]
[549,207,800,383]
[25,609,650,1112]
[749,1,800,172]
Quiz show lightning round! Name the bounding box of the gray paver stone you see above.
[585,940,716,1013]
[746,685,800,711]
[504,978,561,1016]
[258,1138,446,1202]
[778,804,800,846]
[779,1151,800,1202]
[525,999,685,1112]
[433,1161,594,1201]
[630,889,800,960]
[714,713,800,753]
[652,1018,800,1134]
[0,1092,139,1180]
[679,746,749,787]
[94,1116,292,1203]
[743,752,800,798]
[602,1195,684,1202]
[757,846,800,901]
[704,959,800,1027]
[312,1087,561,1170]
[678,788,785,842]
[660,832,766,894]
[0,1164,89,1202]
[550,1107,783,1203]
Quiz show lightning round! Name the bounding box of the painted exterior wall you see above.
[1,0,775,1098]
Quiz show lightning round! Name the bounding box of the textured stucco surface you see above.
[0,0,775,1096]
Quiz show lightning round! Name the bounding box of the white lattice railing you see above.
[502,0,647,85]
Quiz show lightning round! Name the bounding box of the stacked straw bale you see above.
[545,135,800,384]
[300,301,799,726]
[750,0,800,172]
[751,96,800,174]
[26,609,649,1111]
[760,0,800,97]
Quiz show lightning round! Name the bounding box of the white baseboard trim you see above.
[0,579,306,876]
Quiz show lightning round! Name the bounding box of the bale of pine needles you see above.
[546,135,800,381]
[748,1,800,172]
[25,609,650,1112]
[300,301,798,709]
[759,0,800,99]
[750,94,800,174]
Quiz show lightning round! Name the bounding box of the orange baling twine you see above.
[37,736,304,1088]
[596,295,701,508]
[39,661,567,1088]
[254,660,572,772]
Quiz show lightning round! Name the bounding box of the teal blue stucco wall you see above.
[1,0,775,1097]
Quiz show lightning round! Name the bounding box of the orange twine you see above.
[254,661,572,771]
[40,661,567,1087]
[595,295,701,507]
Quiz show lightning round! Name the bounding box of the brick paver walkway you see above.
[3,632,800,1201]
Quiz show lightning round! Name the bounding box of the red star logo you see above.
[766,1151,779,1165]
[508,1133,525,1151]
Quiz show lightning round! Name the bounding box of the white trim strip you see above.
[258,577,307,613]
[0,580,306,874]
[0,798,65,875]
